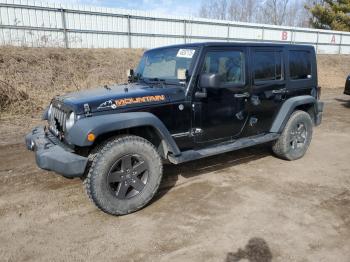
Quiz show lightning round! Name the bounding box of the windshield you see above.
[135,47,197,83]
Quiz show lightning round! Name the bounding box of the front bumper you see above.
[25,127,88,178]
[315,101,324,126]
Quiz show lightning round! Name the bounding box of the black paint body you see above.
[55,42,318,152]
[345,75,350,95]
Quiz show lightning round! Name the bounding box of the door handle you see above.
[234,92,250,98]
[195,90,207,98]
[272,88,287,94]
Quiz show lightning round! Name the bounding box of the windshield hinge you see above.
[84,103,92,117]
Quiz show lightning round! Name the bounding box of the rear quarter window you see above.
[289,50,311,80]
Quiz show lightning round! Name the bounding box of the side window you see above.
[253,51,283,82]
[289,51,311,80]
[202,50,245,85]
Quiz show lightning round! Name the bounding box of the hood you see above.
[55,83,185,114]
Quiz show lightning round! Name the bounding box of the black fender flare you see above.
[66,112,181,156]
[270,95,319,133]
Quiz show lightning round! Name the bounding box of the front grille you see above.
[49,106,67,136]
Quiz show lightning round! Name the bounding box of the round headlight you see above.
[65,112,75,131]
[47,104,52,119]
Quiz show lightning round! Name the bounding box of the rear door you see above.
[244,47,287,136]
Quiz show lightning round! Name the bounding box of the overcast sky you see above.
[49,0,201,16]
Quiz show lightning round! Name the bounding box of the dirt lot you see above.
[0,87,349,261]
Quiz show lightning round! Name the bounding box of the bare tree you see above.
[227,0,260,22]
[284,0,319,27]
[198,0,314,27]
[257,0,290,25]
[199,0,228,20]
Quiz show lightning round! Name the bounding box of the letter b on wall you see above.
[281,31,288,41]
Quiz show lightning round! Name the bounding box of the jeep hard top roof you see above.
[147,42,314,52]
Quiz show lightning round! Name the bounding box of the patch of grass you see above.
[0,47,144,115]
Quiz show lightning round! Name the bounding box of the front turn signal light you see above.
[87,133,96,142]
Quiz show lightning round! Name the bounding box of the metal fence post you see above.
[261,26,265,41]
[184,20,187,43]
[339,33,343,54]
[127,15,131,48]
[60,8,68,48]
[316,31,319,54]
[227,23,230,42]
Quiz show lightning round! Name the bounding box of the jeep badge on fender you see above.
[25,42,324,215]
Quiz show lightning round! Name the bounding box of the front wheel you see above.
[272,110,313,161]
[84,135,163,215]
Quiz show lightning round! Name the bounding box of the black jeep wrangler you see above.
[344,75,350,95]
[26,42,323,215]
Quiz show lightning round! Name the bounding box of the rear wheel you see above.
[272,110,313,161]
[84,135,163,215]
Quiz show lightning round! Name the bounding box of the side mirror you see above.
[128,69,135,83]
[199,73,222,89]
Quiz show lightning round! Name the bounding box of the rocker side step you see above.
[168,133,280,164]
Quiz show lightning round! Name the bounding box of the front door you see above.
[192,47,249,144]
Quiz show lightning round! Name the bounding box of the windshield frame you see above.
[134,46,200,87]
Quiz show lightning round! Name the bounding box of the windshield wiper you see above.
[147,78,166,84]
[135,77,166,88]
[164,81,185,87]
[143,78,185,87]
[136,77,149,85]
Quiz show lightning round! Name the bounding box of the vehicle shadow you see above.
[226,237,273,262]
[152,144,272,203]
[335,98,350,108]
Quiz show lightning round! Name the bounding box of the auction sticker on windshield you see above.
[177,49,195,58]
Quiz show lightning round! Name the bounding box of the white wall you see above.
[0,0,349,53]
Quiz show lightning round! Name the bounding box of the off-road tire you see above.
[84,135,163,215]
[272,110,313,161]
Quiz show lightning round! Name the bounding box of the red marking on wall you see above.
[331,35,336,43]
[281,31,288,41]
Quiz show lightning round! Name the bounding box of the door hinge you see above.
[249,117,258,127]
[235,111,245,120]
[250,95,260,106]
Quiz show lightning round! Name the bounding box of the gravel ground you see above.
[0,88,349,262]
